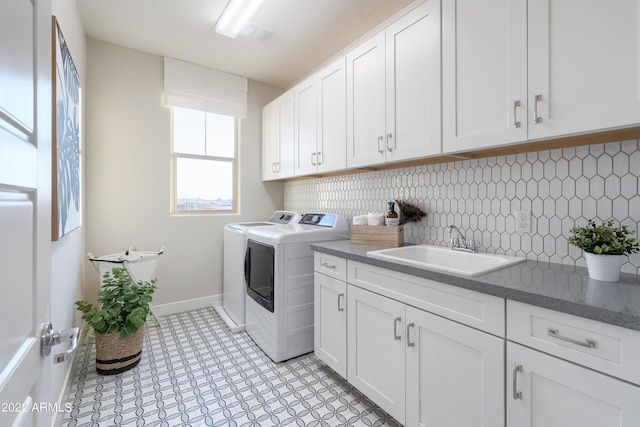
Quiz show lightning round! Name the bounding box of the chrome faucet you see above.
[447,225,478,253]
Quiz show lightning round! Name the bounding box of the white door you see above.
[317,57,346,174]
[347,285,406,424]
[261,90,295,180]
[294,78,318,176]
[527,0,640,140]
[313,273,347,378]
[261,101,280,181]
[0,0,53,426]
[405,306,504,427]
[277,91,295,178]
[346,31,387,168]
[507,342,640,427]
[385,0,442,162]
[442,0,528,153]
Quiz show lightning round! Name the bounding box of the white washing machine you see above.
[216,211,300,332]
[244,213,348,362]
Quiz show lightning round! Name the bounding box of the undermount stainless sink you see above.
[367,245,526,276]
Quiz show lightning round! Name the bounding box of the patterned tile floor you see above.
[59,307,401,426]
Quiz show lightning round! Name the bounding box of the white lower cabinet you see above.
[347,285,407,423]
[405,306,504,427]
[506,300,640,427]
[347,284,504,426]
[314,255,640,426]
[507,341,640,427]
[313,272,347,378]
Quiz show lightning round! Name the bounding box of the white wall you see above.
[84,39,284,311]
[51,0,86,409]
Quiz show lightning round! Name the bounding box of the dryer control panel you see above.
[299,213,337,227]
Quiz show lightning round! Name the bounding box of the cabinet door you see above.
[442,0,528,153]
[406,306,504,427]
[317,57,347,173]
[507,342,640,427]
[294,79,318,176]
[528,0,640,140]
[346,31,387,168]
[314,272,347,378]
[262,101,280,181]
[277,91,295,178]
[347,285,406,424]
[386,0,441,162]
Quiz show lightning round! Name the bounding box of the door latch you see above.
[40,322,80,363]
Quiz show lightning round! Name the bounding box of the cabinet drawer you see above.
[314,252,347,281]
[348,261,505,336]
[508,300,640,386]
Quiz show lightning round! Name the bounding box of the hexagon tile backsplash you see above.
[284,139,640,274]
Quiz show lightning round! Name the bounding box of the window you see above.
[171,106,237,213]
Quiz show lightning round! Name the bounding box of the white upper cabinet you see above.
[442,0,528,153]
[443,0,640,154]
[347,31,387,167]
[527,0,640,141]
[347,0,441,168]
[317,58,347,173]
[262,99,279,181]
[262,90,295,181]
[386,0,442,163]
[294,58,347,176]
[294,79,318,176]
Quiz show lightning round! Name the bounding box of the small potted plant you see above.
[569,219,640,282]
[76,267,156,375]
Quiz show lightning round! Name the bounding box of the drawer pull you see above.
[513,363,523,400]
[337,292,345,312]
[407,322,415,347]
[321,262,336,269]
[547,328,598,349]
[393,316,402,341]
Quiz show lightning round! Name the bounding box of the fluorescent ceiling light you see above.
[216,0,265,39]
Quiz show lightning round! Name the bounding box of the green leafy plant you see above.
[569,219,640,256]
[76,267,156,338]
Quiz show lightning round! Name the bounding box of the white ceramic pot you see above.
[584,252,626,282]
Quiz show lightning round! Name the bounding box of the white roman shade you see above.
[164,57,248,118]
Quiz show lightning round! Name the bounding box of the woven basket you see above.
[94,324,145,375]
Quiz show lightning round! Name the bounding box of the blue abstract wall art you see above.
[53,16,80,240]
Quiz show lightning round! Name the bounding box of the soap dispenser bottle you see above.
[385,201,399,226]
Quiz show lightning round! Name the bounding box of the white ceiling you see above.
[76,0,417,89]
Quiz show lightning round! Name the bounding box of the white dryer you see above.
[244,213,348,362]
[217,211,300,332]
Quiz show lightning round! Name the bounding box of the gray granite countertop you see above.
[311,240,640,331]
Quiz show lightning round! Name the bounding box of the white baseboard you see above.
[212,302,246,333]
[151,294,221,317]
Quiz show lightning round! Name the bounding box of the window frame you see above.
[170,107,239,215]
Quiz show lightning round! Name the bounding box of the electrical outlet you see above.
[515,210,531,233]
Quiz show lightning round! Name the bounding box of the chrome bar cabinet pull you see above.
[393,316,402,340]
[547,328,598,349]
[513,363,523,400]
[406,322,415,347]
[534,94,542,123]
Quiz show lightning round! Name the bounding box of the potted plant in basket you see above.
[76,267,156,375]
[569,219,640,282]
